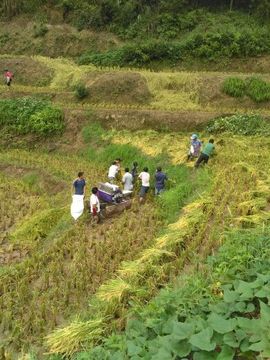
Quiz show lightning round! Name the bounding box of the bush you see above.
[206,114,270,135]
[33,22,48,38]
[0,97,64,135]
[246,77,270,102]
[74,83,89,99]
[222,77,246,97]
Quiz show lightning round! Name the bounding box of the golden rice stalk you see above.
[46,319,103,355]
[238,198,267,215]
[96,278,134,302]
[236,211,270,227]
[139,248,175,263]
[118,260,143,278]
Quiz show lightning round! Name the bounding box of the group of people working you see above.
[187,134,215,168]
[71,162,168,221]
[107,158,168,203]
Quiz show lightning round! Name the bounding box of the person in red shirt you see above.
[4,69,14,86]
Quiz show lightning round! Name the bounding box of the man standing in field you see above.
[73,171,86,195]
[138,167,150,203]
[71,172,86,220]
[4,69,14,87]
[122,168,133,191]
[187,134,202,161]
[155,166,168,195]
[195,139,215,168]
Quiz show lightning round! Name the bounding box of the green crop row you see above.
[0,97,64,135]
[222,77,270,102]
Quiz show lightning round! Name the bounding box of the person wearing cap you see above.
[187,134,202,161]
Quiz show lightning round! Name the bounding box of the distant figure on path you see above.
[155,166,168,195]
[4,69,14,87]
[138,167,150,203]
[195,139,215,168]
[122,168,133,191]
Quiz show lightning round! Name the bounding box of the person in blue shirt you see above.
[155,166,168,195]
[72,171,86,196]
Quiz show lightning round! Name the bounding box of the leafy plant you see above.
[0,97,64,135]
[74,83,89,100]
[246,77,270,102]
[222,77,246,97]
[206,114,270,135]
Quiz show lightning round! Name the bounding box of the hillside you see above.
[1,2,270,359]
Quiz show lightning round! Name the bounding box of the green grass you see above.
[222,77,246,98]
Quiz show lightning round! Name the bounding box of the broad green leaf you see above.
[245,303,255,313]
[260,300,270,324]
[216,345,235,360]
[127,341,141,357]
[240,338,250,353]
[255,288,269,298]
[208,313,236,334]
[249,340,266,352]
[171,340,191,357]
[172,322,194,340]
[223,332,239,348]
[232,301,246,313]
[162,317,177,335]
[193,351,217,360]
[235,280,254,300]
[150,347,173,360]
[189,327,216,351]
[223,290,239,303]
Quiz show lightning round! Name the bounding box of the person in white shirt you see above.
[122,168,133,191]
[90,187,101,223]
[138,167,150,203]
[108,161,119,183]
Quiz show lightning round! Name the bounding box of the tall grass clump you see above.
[246,77,270,102]
[222,77,246,97]
[207,114,270,135]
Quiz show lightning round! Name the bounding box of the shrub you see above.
[0,97,64,135]
[222,77,246,97]
[33,22,48,38]
[206,114,270,135]
[246,77,270,102]
[74,83,89,99]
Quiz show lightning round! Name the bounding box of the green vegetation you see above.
[0,97,64,135]
[78,226,270,359]
[246,77,270,103]
[74,83,89,100]
[222,76,270,102]
[222,77,246,98]
[206,114,270,135]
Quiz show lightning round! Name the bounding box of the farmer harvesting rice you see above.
[187,133,202,161]
[131,161,139,183]
[71,172,86,220]
[155,166,168,195]
[195,139,215,168]
[138,167,150,203]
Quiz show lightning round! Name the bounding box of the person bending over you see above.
[195,139,215,168]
